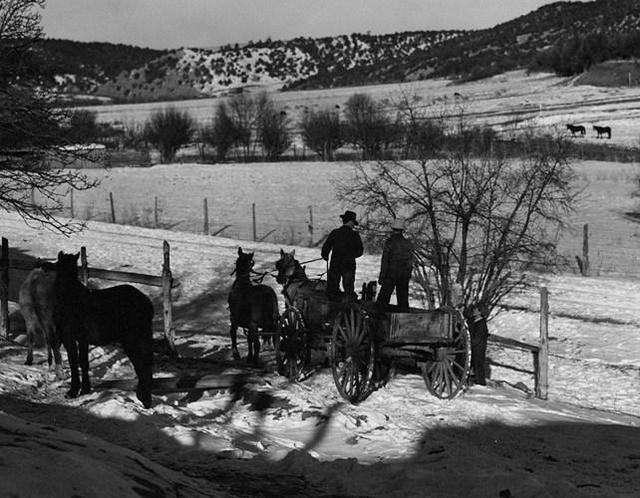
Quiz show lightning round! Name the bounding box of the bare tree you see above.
[256,93,290,160]
[227,93,258,161]
[339,106,578,328]
[0,0,96,234]
[300,107,343,161]
[143,107,195,163]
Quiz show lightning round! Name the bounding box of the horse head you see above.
[234,247,254,277]
[57,251,80,279]
[275,249,299,285]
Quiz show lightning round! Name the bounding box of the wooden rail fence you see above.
[0,237,179,352]
[487,286,549,399]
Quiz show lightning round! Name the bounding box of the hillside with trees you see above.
[37,0,640,102]
[36,39,167,95]
[292,0,640,87]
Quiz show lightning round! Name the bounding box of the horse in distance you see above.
[53,251,155,408]
[566,124,586,137]
[593,125,612,139]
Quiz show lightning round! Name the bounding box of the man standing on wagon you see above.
[376,218,414,311]
[321,210,363,301]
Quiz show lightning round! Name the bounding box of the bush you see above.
[401,119,445,158]
[143,107,195,163]
[256,93,290,160]
[344,93,396,159]
[300,107,343,160]
[202,102,239,161]
[66,109,99,144]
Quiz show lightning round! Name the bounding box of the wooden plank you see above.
[80,247,88,286]
[0,238,8,338]
[386,309,452,343]
[488,359,535,375]
[162,240,175,353]
[87,267,164,287]
[7,260,174,289]
[537,287,549,400]
[488,334,539,353]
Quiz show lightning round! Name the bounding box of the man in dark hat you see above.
[321,210,363,301]
[376,218,414,311]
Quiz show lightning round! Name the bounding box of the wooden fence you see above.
[0,237,179,352]
[487,286,549,399]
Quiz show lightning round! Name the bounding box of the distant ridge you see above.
[37,0,640,103]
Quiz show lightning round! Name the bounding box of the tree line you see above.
[71,92,505,164]
[532,30,640,77]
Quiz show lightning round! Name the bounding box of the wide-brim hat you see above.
[339,210,358,225]
[391,218,405,231]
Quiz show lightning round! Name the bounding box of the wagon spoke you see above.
[446,361,460,387]
[443,362,453,395]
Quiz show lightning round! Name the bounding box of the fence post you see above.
[162,240,176,355]
[203,198,209,235]
[582,224,590,277]
[109,192,116,223]
[0,238,9,338]
[70,189,75,218]
[79,246,89,286]
[252,203,257,241]
[154,196,159,228]
[535,286,549,400]
[308,205,314,247]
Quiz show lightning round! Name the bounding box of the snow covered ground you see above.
[1,212,639,496]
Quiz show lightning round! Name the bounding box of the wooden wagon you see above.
[278,290,472,404]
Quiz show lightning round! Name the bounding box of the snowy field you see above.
[54,159,640,277]
[87,70,640,147]
[1,211,639,496]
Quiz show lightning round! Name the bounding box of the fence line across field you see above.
[0,237,179,352]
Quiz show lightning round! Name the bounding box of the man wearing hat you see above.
[321,210,364,301]
[376,218,414,311]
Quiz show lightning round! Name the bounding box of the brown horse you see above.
[54,252,154,408]
[19,263,62,377]
[228,247,279,364]
[566,124,586,137]
[593,125,612,139]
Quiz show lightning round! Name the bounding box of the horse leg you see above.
[125,336,153,409]
[252,326,261,366]
[24,332,33,366]
[246,327,254,364]
[79,339,91,395]
[62,336,80,398]
[52,345,64,380]
[230,322,241,360]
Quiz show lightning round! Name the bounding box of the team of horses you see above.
[566,123,612,139]
[17,245,340,408]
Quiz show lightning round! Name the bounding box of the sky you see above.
[41,0,585,50]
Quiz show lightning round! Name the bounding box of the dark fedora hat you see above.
[339,210,358,225]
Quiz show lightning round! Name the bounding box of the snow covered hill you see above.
[93,31,460,102]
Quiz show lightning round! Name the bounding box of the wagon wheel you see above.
[278,306,308,381]
[330,305,375,404]
[421,312,471,399]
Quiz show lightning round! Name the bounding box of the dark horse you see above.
[228,247,279,364]
[593,125,612,139]
[566,124,586,137]
[19,261,62,377]
[275,249,327,309]
[54,252,154,408]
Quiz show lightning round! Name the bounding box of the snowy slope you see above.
[0,211,639,496]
